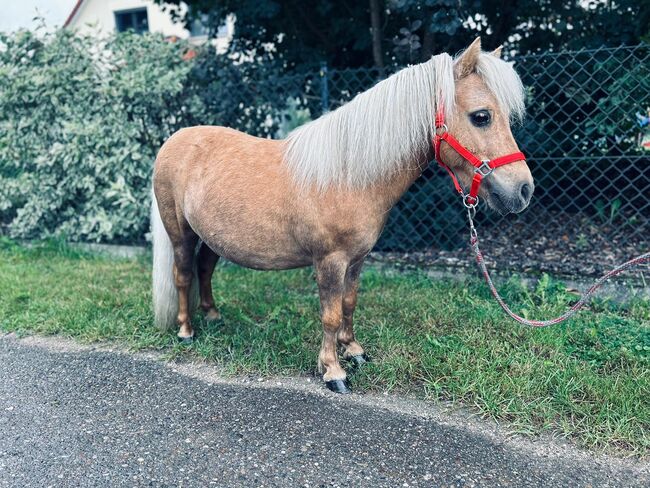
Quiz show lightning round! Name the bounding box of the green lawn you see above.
[1,238,648,456]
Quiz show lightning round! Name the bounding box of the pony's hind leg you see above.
[338,258,369,368]
[197,243,221,321]
[315,253,350,394]
[171,223,199,343]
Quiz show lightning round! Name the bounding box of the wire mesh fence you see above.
[188,45,650,258]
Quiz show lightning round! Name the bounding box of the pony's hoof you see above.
[178,335,194,345]
[325,379,351,394]
[347,354,371,368]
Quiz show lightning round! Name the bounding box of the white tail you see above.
[151,191,198,330]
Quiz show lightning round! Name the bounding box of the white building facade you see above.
[64,0,231,48]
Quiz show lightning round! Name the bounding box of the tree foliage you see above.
[480,0,650,54]
[157,0,650,69]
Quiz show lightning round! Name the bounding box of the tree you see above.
[156,0,478,69]
[159,0,374,70]
[156,0,650,70]
[369,0,384,69]
[480,0,650,54]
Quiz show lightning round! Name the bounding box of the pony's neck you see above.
[284,54,455,190]
[373,148,434,212]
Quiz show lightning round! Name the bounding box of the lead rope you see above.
[466,207,650,327]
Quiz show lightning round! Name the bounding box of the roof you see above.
[64,0,86,27]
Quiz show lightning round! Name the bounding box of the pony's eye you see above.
[469,110,492,128]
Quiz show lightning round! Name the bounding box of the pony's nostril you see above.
[519,183,532,202]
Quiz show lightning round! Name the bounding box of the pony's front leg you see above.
[315,253,351,394]
[338,258,369,368]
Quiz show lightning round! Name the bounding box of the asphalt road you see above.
[0,335,647,488]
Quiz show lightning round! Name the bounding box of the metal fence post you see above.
[320,61,329,113]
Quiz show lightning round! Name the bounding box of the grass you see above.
[1,237,648,456]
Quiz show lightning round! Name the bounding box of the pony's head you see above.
[284,38,533,209]
[441,38,533,214]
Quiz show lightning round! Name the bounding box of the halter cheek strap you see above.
[433,111,526,207]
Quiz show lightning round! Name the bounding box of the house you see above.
[64,0,232,48]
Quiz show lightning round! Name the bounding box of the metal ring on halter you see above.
[436,124,448,135]
[463,194,478,209]
[475,160,493,177]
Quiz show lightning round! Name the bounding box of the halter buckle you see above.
[476,160,493,177]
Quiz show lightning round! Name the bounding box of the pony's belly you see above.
[213,243,312,270]
[195,223,313,270]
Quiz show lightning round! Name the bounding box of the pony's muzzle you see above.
[488,178,534,215]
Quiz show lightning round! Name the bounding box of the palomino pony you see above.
[151,38,534,393]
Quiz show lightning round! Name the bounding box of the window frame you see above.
[114,7,149,34]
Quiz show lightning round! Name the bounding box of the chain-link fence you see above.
[254,45,650,257]
[3,31,646,266]
[186,45,649,262]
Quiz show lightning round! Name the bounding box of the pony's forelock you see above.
[474,53,526,123]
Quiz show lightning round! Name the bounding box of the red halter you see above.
[433,110,526,207]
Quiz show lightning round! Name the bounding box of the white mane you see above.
[284,50,525,190]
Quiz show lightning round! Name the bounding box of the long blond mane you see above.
[283,49,525,190]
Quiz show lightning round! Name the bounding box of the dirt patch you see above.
[372,210,649,281]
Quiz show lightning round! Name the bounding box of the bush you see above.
[0,28,319,243]
[0,29,203,242]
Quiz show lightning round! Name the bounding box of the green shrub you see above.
[0,29,201,242]
[0,28,320,243]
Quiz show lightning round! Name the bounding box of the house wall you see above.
[69,0,187,38]
[67,0,231,48]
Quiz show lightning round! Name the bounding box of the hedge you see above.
[0,28,304,243]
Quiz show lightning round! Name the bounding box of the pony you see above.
[151,38,534,393]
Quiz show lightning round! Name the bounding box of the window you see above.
[114,8,149,34]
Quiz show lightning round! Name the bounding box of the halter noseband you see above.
[433,110,526,208]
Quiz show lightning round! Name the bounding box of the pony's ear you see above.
[454,37,481,79]
[491,45,503,59]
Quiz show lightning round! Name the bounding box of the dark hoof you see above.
[347,354,371,368]
[325,379,351,394]
[178,335,194,345]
